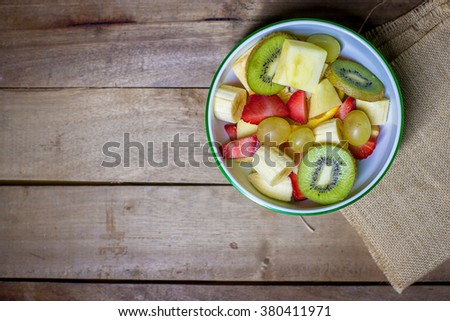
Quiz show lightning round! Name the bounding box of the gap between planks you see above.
[0,281,448,300]
[0,0,423,31]
[0,0,424,88]
[1,185,449,282]
[0,88,226,184]
[0,181,231,187]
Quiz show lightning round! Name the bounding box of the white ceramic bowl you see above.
[205,19,403,216]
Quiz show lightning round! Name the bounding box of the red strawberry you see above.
[241,94,289,124]
[224,124,237,141]
[348,128,379,160]
[289,172,306,201]
[287,90,308,124]
[335,97,355,121]
[221,135,259,159]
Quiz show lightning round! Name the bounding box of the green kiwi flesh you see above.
[325,59,385,102]
[247,32,295,95]
[298,145,356,205]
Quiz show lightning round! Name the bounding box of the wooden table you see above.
[1,0,449,300]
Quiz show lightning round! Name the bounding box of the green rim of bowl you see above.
[205,18,404,216]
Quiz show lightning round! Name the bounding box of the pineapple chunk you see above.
[237,119,258,139]
[232,46,255,94]
[273,40,327,93]
[355,99,390,125]
[313,118,344,145]
[309,79,342,118]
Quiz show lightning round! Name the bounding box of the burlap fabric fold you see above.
[341,0,450,293]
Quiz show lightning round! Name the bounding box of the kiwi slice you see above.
[325,59,384,102]
[298,145,356,205]
[247,32,295,95]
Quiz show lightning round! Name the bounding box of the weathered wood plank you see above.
[0,21,249,88]
[1,281,449,300]
[0,0,423,88]
[0,0,423,31]
[0,186,449,282]
[0,88,226,183]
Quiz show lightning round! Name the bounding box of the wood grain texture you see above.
[0,0,424,31]
[0,88,226,183]
[0,0,440,300]
[0,1,423,88]
[1,282,449,301]
[0,186,449,281]
[0,21,249,88]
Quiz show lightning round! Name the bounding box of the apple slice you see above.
[237,119,258,139]
[355,98,390,125]
[232,45,255,94]
[248,172,292,202]
[313,118,344,145]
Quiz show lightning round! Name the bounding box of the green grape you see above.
[343,110,372,146]
[288,127,315,153]
[257,117,291,146]
[306,34,341,63]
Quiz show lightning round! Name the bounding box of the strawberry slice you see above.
[287,90,308,124]
[241,94,289,124]
[348,137,376,160]
[289,172,306,201]
[335,97,355,121]
[221,135,259,159]
[224,123,237,141]
[348,127,379,160]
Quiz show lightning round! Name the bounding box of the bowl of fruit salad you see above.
[205,19,402,215]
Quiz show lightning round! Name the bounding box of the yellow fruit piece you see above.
[234,157,254,163]
[253,146,294,186]
[236,119,258,139]
[273,39,327,93]
[289,106,338,133]
[232,46,255,94]
[313,118,344,145]
[306,106,339,128]
[248,172,292,202]
[337,88,345,100]
[276,87,293,104]
[213,85,247,123]
[320,63,328,79]
[355,98,390,125]
[309,79,342,118]
[290,124,301,132]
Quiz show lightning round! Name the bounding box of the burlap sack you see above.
[341,0,450,293]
